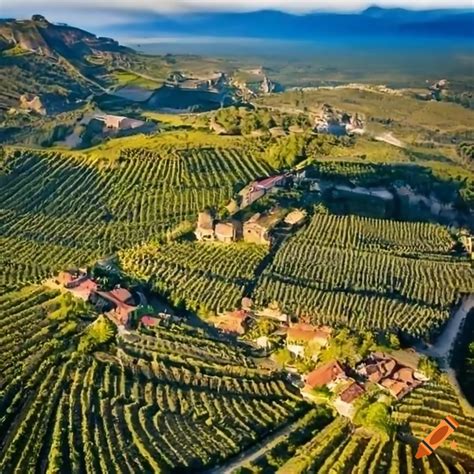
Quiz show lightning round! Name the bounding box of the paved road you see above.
[206,421,298,474]
[426,294,474,365]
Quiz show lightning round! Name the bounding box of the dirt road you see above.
[206,421,298,474]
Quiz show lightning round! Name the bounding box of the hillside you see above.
[0,15,130,57]
[1,12,474,474]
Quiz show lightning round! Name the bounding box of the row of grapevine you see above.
[119,241,268,313]
[253,213,473,336]
[0,145,273,289]
[393,381,474,461]
[0,287,307,472]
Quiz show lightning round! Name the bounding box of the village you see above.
[52,264,431,422]
[205,299,430,419]
[195,172,307,245]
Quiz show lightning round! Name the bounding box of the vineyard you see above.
[241,394,474,474]
[0,286,307,473]
[253,214,474,337]
[0,144,273,293]
[393,380,474,464]
[118,241,268,314]
[272,416,471,474]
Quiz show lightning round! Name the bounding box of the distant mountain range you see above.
[105,6,474,41]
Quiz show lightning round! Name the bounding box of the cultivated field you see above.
[0,142,273,294]
[119,242,268,314]
[0,286,305,472]
[253,214,474,337]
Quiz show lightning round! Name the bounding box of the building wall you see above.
[243,223,268,244]
[195,228,214,241]
[287,343,305,358]
[241,187,265,208]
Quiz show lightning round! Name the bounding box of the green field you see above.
[0,137,273,294]
[0,286,305,472]
[253,213,473,337]
[119,242,268,315]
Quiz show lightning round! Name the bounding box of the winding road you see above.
[425,294,474,365]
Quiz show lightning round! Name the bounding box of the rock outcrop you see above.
[19,94,46,115]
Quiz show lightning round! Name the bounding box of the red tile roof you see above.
[141,316,159,327]
[305,360,345,389]
[109,288,133,304]
[70,278,98,299]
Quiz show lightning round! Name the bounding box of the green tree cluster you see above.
[78,315,115,353]
[354,401,394,439]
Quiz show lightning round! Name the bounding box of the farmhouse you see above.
[254,305,289,323]
[284,209,307,227]
[303,360,347,392]
[91,287,137,327]
[57,269,98,301]
[357,352,423,400]
[286,323,332,358]
[57,269,88,288]
[239,174,288,208]
[96,114,145,130]
[215,221,241,243]
[334,381,365,418]
[214,310,250,335]
[69,278,98,301]
[243,212,282,245]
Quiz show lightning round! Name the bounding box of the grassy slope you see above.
[258,88,474,137]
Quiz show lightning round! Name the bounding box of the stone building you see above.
[243,212,282,245]
[215,221,241,243]
[195,211,215,241]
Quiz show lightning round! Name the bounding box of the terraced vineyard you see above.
[0,286,306,473]
[119,241,268,314]
[253,214,474,337]
[247,414,472,473]
[393,380,474,464]
[0,144,273,293]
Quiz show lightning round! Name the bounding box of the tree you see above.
[78,315,115,353]
[354,402,393,439]
[418,356,439,379]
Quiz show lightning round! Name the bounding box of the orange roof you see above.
[395,367,414,383]
[70,278,97,298]
[305,361,345,389]
[141,316,159,327]
[388,381,408,398]
[95,290,136,315]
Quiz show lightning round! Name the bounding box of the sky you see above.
[2,0,472,27]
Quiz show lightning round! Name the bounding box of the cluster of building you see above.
[356,352,425,400]
[195,207,306,246]
[286,323,332,358]
[301,352,426,418]
[57,269,166,328]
